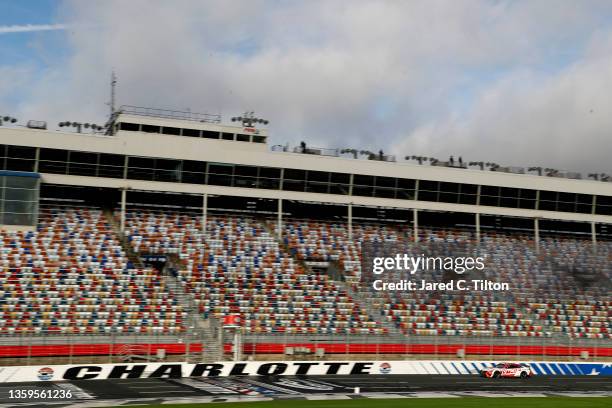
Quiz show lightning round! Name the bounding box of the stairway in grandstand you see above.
[265,218,402,335]
[262,220,381,329]
[107,213,224,362]
[330,268,402,336]
[161,267,224,362]
[105,209,145,269]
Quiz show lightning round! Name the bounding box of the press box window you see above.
[353,175,374,187]
[70,151,98,164]
[202,130,219,139]
[284,169,306,181]
[119,122,140,131]
[162,127,181,135]
[7,146,36,159]
[181,160,206,184]
[98,153,125,179]
[236,134,250,142]
[331,173,350,184]
[38,148,68,174]
[258,167,281,190]
[3,146,36,172]
[182,128,200,137]
[397,178,416,191]
[142,125,160,133]
[307,171,330,182]
[259,167,281,179]
[375,176,396,188]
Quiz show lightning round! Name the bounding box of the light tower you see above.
[0,116,17,126]
[58,122,104,133]
[231,111,269,127]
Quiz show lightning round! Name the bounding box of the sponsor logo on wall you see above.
[37,367,54,381]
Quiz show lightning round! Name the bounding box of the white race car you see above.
[480,363,534,379]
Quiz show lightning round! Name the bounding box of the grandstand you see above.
[0,105,610,365]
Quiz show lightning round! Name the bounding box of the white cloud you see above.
[4,0,612,173]
[393,41,612,174]
[0,24,67,34]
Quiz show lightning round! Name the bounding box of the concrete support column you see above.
[475,213,481,243]
[591,221,597,248]
[233,331,241,362]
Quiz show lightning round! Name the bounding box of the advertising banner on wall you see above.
[0,360,610,383]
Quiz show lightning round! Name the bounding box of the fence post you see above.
[345,331,349,357]
[68,335,73,365]
[110,333,115,364]
[284,330,288,360]
[405,331,410,361]
[27,334,32,366]
[434,334,438,360]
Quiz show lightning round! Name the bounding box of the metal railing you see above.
[0,333,202,366]
[292,146,340,157]
[238,332,612,362]
[118,105,221,124]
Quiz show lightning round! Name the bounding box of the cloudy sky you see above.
[1,0,612,174]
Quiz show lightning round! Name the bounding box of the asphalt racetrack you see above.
[0,375,610,407]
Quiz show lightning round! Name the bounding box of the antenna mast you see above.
[110,71,117,116]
